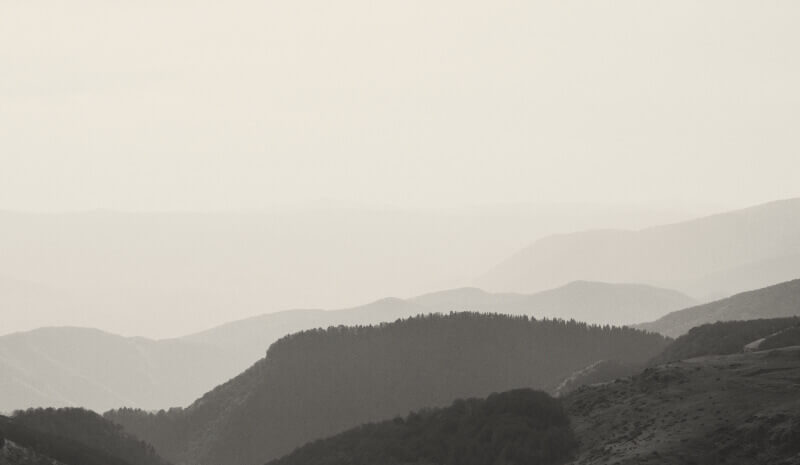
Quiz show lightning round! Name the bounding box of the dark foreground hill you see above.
[268,389,576,465]
[639,279,800,337]
[564,346,800,464]
[0,408,168,465]
[108,313,668,465]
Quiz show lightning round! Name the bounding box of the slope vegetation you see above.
[268,389,576,465]
[0,409,167,465]
[108,313,668,465]
[564,347,800,464]
[10,408,168,465]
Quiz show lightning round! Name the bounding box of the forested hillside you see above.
[108,313,668,465]
[0,409,167,465]
[268,389,577,465]
[10,408,167,465]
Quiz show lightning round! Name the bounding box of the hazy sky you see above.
[2,1,799,211]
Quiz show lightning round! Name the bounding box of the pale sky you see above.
[1,0,799,212]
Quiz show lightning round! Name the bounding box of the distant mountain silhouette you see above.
[638,278,800,337]
[267,389,577,465]
[477,198,800,299]
[0,205,691,338]
[0,327,236,413]
[107,313,668,465]
[413,281,695,326]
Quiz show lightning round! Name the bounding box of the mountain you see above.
[639,279,800,337]
[0,409,168,465]
[0,205,695,338]
[412,281,696,326]
[178,297,427,374]
[267,389,577,465]
[477,198,800,300]
[564,346,800,464]
[269,346,800,465]
[0,280,687,414]
[107,313,669,465]
[180,281,692,372]
[0,327,237,413]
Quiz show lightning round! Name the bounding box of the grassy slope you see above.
[564,347,800,464]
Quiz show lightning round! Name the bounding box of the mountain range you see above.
[6,282,800,465]
[108,311,800,465]
[106,313,668,465]
[639,278,800,337]
[6,273,800,415]
[0,327,236,413]
[0,281,692,414]
[185,280,695,368]
[259,341,800,465]
[477,198,800,300]
[0,204,692,338]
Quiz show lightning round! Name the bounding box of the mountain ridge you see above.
[638,278,800,337]
[108,313,668,465]
[1,281,694,413]
[477,198,800,299]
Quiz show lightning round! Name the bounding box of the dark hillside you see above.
[108,313,668,465]
[11,408,167,465]
[268,389,576,465]
[0,412,166,465]
[651,317,800,364]
[564,347,800,464]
